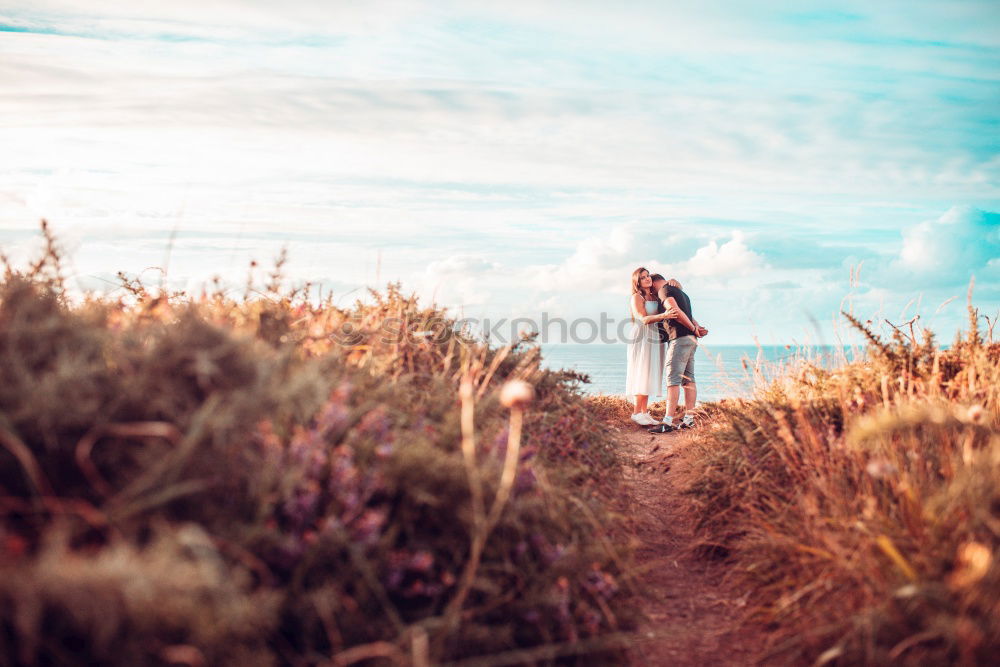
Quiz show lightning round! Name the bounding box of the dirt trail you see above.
[615,427,765,666]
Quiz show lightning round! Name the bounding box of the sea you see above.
[539,343,860,402]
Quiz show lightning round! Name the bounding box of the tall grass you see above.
[0,224,634,665]
[684,299,1000,664]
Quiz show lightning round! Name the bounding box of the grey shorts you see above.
[664,335,697,386]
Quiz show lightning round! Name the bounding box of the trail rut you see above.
[615,428,766,666]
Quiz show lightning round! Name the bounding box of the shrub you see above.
[683,308,1000,665]
[0,227,634,665]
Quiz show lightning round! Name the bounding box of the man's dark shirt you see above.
[659,285,695,340]
[654,298,670,343]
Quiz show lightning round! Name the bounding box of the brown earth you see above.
[613,427,768,666]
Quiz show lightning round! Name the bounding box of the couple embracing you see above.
[625,267,708,432]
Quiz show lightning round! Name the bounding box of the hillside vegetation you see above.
[682,303,1000,665]
[0,226,635,666]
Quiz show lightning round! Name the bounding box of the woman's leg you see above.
[634,394,648,414]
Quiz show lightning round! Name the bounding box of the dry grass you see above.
[0,223,635,665]
[584,394,690,431]
[581,395,637,430]
[682,302,1000,665]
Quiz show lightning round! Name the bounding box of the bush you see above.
[683,308,1000,665]
[0,523,279,666]
[0,228,635,665]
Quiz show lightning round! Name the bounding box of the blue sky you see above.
[0,0,998,344]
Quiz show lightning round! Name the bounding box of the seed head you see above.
[500,379,534,408]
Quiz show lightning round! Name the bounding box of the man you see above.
[648,275,708,432]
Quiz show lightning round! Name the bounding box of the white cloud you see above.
[893,206,1000,284]
[1,1,997,346]
[0,0,425,39]
[424,254,499,278]
[523,223,670,296]
[416,253,501,309]
[677,231,766,279]
[520,226,772,317]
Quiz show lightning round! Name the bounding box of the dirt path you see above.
[615,427,765,666]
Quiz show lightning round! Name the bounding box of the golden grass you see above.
[0,223,635,665]
[683,303,1000,665]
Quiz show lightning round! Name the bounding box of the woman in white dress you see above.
[626,267,676,426]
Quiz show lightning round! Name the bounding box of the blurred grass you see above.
[0,223,635,665]
[679,295,1000,665]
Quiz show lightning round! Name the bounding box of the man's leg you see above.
[679,346,697,427]
[665,385,681,418]
[661,338,682,423]
[665,338,696,422]
[682,348,697,410]
[682,382,697,410]
[661,337,696,426]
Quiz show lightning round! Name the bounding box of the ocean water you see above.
[539,343,859,402]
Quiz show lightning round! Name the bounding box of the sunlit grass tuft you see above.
[683,298,1000,664]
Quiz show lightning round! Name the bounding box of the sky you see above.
[1,0,998,345]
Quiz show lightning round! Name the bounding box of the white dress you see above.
[625,300,664,399]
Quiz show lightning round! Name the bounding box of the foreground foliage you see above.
[0,229,634,665]
[685,307,1000,665]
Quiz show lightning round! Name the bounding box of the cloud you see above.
[416,253,502,308]
[1,1,997,346]
[892,206,1000,285]
[0,1,425,41]
[424,254,499,277]
[523,224,674,296]
[523,226,771,316]
[677,231,766,279]
[3,1,997,207]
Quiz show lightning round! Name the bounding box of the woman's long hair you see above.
[630,267,654,324]
[631,266,653,300]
